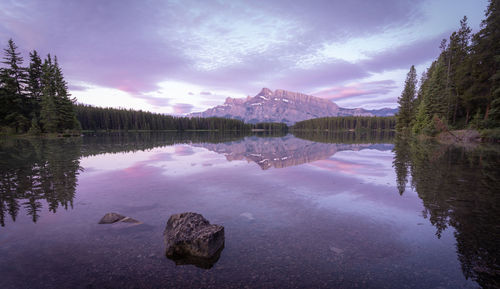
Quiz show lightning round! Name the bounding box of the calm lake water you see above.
[0,132,498,289]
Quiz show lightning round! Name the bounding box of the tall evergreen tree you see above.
[39,54,58,133]
[1,39,26,97]
[469,0,500,122]
[0,39,29,132]
[53,56,80,131]
[426,60,448,118]
[26,50,43,118]
[450,17,472,125]
[396,65,417,131]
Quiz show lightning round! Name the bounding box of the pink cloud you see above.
[172,103,194,114]
[314,80,398,101]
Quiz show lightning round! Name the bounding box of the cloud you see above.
[200,91,212,95]
[0,0,422,95]
[134,94,170,107]
[336,96,399,109]
[314,80,398,100]
[276,60,371,93]
[172,103,194,115]
[0,0,189,94]
[0,0,489,111]
[67,83,89,91]
[361,34,446,73]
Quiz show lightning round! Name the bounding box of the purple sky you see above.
[0,0,488,113]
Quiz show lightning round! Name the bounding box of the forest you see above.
[75,104,250,131]
[291,116,396,131]
[75,104,289,132]
[396,0,500,138]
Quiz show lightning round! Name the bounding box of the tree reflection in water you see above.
[0,138,82,226]
[393,136,500,288]
[0,132,252,226]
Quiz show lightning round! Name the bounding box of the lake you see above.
[0,132,498,289]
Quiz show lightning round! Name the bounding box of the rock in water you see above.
[99,212,126,224]
[98,212,141,224]
[164,212,224,268]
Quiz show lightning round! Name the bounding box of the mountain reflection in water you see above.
[193,135,393,170]
[0,132,392,225]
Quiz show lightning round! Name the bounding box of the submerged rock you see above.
[98,212,141,224]
[164,212,224,268]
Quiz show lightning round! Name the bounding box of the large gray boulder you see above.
[164,212,224,268]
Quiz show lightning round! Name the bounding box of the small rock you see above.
[98,212,141,224]
[164,212,225,269]
[98,212,126,224]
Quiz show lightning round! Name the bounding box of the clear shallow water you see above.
[0,133,498,289]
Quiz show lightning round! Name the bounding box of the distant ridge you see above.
[190,88,397,125]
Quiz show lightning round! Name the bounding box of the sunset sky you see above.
[0,0,488,114]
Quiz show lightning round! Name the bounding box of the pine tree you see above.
[413,97,432,135]
[396,65,417,131]
[450,17,472,125]
[1,39,27,97]
[53,56,80,132]
[28,116,41,135]
[469,0,500,122]
[39,54,58,133]
[26,50,43,119]
[422,59,448,125]
[0,39,29,132]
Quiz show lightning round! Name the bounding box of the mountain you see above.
[190,88,397,125]
[364,107,399,117]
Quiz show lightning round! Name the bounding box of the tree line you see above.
[75,104,289,132]
[252,122,288,131]
[291,116,396,131]
[396,0,500,135]
[0,39,80,134]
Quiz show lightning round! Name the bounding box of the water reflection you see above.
[79,131,251,156]
[0,138,81,226]
[393,136,500,288]
[292,130,395,144]
[0,132,393,226]
[0,132,251,226]
[194,134,393,170]
[0,132,498,288]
